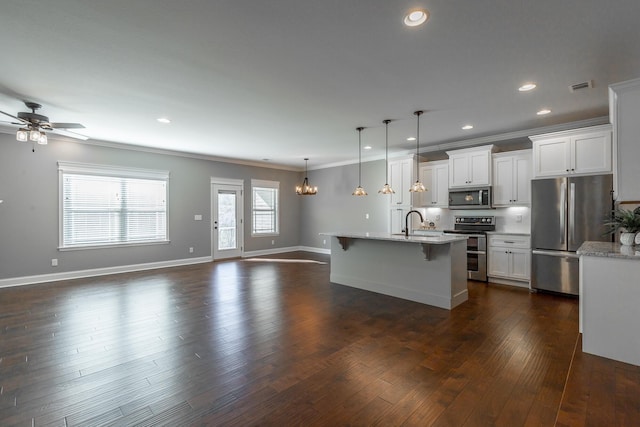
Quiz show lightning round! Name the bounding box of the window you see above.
[58,162,169,249]
[252,179,279,236]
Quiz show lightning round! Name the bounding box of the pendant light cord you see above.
[357,127,364,186]
[414,111,423,176]
[384,120,389,175]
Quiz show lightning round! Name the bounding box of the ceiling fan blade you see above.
[0,109,27,123]
[50,122,85,129]
[50,128,89,141]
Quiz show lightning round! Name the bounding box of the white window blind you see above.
[252,180,279,235]
[59,162,169,248]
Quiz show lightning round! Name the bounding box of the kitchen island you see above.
[578,241,640,366]
[321,232,468,310]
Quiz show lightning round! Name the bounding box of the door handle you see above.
[560,181,566,246]
[569,182,576,245]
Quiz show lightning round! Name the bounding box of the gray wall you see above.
[300,159,390,249]
[0,133,301,280]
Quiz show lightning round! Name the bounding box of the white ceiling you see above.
[1,0,639,170]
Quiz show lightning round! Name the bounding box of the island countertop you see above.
[576,241,640,260]
[320,231,467,245]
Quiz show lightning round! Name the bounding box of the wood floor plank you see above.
[1,252,638,426]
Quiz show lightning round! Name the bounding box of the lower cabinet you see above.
[487,234,531,287]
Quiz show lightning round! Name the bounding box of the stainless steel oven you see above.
[444,216,495,282]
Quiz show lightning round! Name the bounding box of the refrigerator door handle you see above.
[569,182,576,245]
[560,181,566,246]
[532,249,579,258]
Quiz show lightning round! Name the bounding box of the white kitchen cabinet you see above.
[390,207,412,235]
[487,234,531,287]
[529,125,612,178]
[446,145,494,188]
[610,77,640,201]
[492,150,531,206]
[388,156,415,207]
[418,160,449,207]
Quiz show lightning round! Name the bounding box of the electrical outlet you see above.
[365,213,369,219]
[194,214,202,221]
[435,215,440,221]
[189,247,194,253]
[271,240,275,245]
[323,239,327,245]
[51,259,58,267]
[516,215,522,223]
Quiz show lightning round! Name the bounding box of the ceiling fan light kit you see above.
[1,101,85,150]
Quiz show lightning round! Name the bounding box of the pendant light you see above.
[378,119,395,195]
[295,158,318,195]
[352,127,368,196]
[409,110,427,193]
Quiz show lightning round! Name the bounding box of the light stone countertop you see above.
[577,241,640,260]
[320,231,467,245]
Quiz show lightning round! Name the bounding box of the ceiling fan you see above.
[0,101,88,150]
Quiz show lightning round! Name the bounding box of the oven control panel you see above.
[454,216,495,225]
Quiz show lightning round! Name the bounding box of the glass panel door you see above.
[217,191,237,251]
[212,183,243,260]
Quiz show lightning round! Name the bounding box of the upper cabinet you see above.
[492,150,532,206]
[529,125,612,179]
[610,77,640,201]
[388,156,415,207]
[418,160,449,207]
[446,145,494,188]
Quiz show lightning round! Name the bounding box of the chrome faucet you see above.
[405,210,424,237]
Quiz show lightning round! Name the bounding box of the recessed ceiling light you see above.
[518,83,537,92]
[364,145,372,150]
[537,108,551,115]
[156,117,171,124]
[462,124,474,130]
[407,137,416,141]
[404,9,429,27]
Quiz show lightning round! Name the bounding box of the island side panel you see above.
[329,236,468,310]
[581,255,640,366]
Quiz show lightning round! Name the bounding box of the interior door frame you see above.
[211,177,244,260]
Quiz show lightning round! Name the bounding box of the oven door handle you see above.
[466,250,486,255]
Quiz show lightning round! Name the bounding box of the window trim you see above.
[251,179,279,237]
[58,161,170,250]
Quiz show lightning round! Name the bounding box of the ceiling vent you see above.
[569,80,594,92]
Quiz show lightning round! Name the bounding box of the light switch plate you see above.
[194,214,202,221]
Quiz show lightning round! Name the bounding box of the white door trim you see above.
[211,178,244,260]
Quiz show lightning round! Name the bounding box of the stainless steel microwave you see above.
[448,187,492,209]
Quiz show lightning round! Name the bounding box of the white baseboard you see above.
[298,246,331,255]
[487,276,530,289]
[1,246,332,289]
[242,246,330,257]
[0,256,212,289]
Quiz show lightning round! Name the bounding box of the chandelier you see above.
[295,158,318,195]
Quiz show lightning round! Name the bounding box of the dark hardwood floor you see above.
[0,251,637,426]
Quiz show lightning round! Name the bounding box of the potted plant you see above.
[604,207,640,245]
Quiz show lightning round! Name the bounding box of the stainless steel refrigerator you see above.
[531,174,613,295]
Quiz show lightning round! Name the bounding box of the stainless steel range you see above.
[444,216,496,281]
